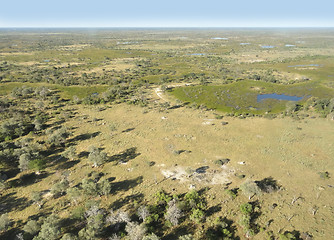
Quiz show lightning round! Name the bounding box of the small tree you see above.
[67,187,82,205]
[16,233,24,240]
[23,220,41,236]
[125,222,146,240]
[178,234,194,240]
[240,179,261,199]
[98,178,111,196]
[0,179,6,191]
[33,214,60,240]
[165,199,182,226]
[19,153,31,171]
[61,146,77,160]
[85,206,105,235]
[29,159,46,174]
[87,146,107,167]
[33,118,43,131]
[35,101,45,110]
[47,127,71,147]
[143,234,160,240]
[78,227,96,240]
[137,206,150,222]
[190,208,205,223]
[51,179,69,197]
[31,191,43,209]
[0,213,10,232]
[82,178,99,196]
[107,210,130,231]
[61,233,78,240]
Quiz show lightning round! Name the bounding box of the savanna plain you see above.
[0,28,334,240]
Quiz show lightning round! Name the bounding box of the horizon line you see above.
[1,26,334,29]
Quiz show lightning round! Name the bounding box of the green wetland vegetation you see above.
[0,28,334,240]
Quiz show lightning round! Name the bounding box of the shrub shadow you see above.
[110,176,143,195]
[0,192,29,213]
[109,147,141,164]
[163,224,194,240]
[70,132,100,143]
[256,177,280,193]
[56,160,80,170]
[109,193,144,210]
[8,172,50,188]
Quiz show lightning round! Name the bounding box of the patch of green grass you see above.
[170,80,334,114]
[56,85,109,99]
[0,82,109,99]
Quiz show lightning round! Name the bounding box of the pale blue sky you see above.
[1,0,333,27]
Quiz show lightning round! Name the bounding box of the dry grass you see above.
[2,93,333,239]
[44,102,333,239]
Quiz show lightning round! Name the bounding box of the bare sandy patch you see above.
[161,165,234,186]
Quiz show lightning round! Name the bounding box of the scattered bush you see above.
[98,178,111,196]
[61,146,77,160]
[47,127,71,147]
[190,208,205,223]
[34,214,60,240]
[23,220,41,236]
[87,146,108,167]
[318,171,330,179]
[240,203,253,215]
[142,233,160,240]
[214,158,230,166]
[51,179,69,197]
[31,191,43,208]
[240,179,261,199]
[29,158,46,173]
[60,233,78,240]
[225,189,238,200]
[81,178,99,196]
[178,234,194,240]
[137,206,150,222]
[165,199,183,226]
[0,213,10,231]
[125,222,147,240]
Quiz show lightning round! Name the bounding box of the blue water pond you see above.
[261,45,275,49]
[288,64,321,67]
[257,93,303,102]
[188,53,206,56]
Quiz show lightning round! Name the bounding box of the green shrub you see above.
[155,190,171,205]
[214,158,230,166]
[29,159,46,172]
[0,213,10,231]
[240,203,253,215]
[190,208,205,223]
[279,231,298,240]
[318,171,330,179]
[23,220,41,236]
[224,189,237,199]
[71,206,85,220]
[240,179,261,199]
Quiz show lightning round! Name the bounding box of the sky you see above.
[1,0,334,28]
